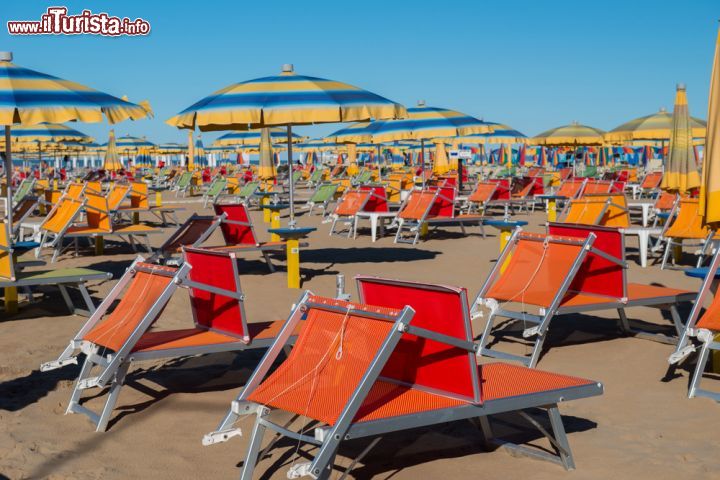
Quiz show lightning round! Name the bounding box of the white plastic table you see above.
[353,211,398,242]
[627,199,655,227]
[623,226,662,268]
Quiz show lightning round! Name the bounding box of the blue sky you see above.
[2,0,718,146]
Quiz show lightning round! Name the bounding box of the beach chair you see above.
[668,248,720,400]
[10,195,39,236]
[395,187,485,244]
[207,282,603,478]
[307,168,325,187]
[327,188,373,237]
[40,192,162,262]
[205,203,291,272]
[560,194,630,228]
[638,171,663,197]
[116,181,183,226]
[464,181,498,214]
[1,220,110,315]
[41,247,295,431]
[173,171,193,197]
[149,214,223,264]
[582,180,614,195]
[657,198,718,269]
[472,227,694,367]
[202,177,228,208]
[305,182,338,216]
[236,180,261,206]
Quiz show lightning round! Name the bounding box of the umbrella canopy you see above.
[701,28,720,226]
[451,122,527,144]
[152,143,186,154]
[605,108,706,142]
[532,122,606,145]
[114,135,155,150]
[103,130,123,171]
[213,128,305,147]
[1,51,151,214]
[167,64,407,225]
[0,122,92,144]
[661,84,701,194]
[194,136,206,166]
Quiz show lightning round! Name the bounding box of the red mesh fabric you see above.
[362,186,389,213]
[488,179,511,200]
[185,248,245,338]
[214,204,257,245]
[485,235,584,308]
[163,218,215,253]
[429,186,455,217]
[357,278,476,400]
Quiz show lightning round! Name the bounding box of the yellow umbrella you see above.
[346,143,359,175]
[187,131,194,171]
[432,141,450,174]
[661,84,701,194]
[258,127,276,180]
[103,130,123,171]
[701,28,720,225]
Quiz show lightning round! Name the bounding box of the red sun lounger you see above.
[205,280,602,478]
[473,226,694,367]
[40,247,294,431]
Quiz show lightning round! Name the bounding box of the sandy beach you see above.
[1,193,719,480]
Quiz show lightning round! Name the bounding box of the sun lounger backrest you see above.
[213,203,258,245]
[665,198,710,239]
[334,190,369,216]
[107,184,130,210]
[641,172,663,190]
[161,215,217,254]
[41,197,83,234]
[184,247,247,340]
[358,185,388,212]
[12,196,37,225]
[487,178,511,200]
[548,223,625,298]
[310,183,337,203]
[655,192,678,211]
[83,263,178,351]
[469,182,497,203]
[399,190,435,220]
[555,179,584,198]
[66,183,85,199]
[246,295,409,425]
[0,220,16,281]
[356,276,479,402]
[128,182,149,209]
[86,181,102,194]
[485,233,587,308]
[583,180,613,195]
[85,192,112,231]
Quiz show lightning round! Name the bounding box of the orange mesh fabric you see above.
[641,172,663,190]
[469,183,496,203]
[163,218,215,253]
[399,191,435,220]
[107,185,130,210]
[583,181,612,195]
[84,192,112,231]
[83,265,176,351]
[480,363,594,400]
[697,294,720,331]
[132,328,240,352]
[486,236,583,308]
[247,304,398,425]
[41,198,82,234]
[655,192,677,211]
[334,191,368,216]
[556,180,584,198]
[665,199,712,239]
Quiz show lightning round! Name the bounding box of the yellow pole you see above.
[672,240,683,263]
[132,212,140,225]
[155,191,162,207]
[95,236,104,255]
[262,197,271,223]
[270,211,281,241]
[548,198,557,222]
[287,238,300,288]
[714,333,720,373]
[4,286,18,314]
[499,228,513,273]
[420,222,429,238]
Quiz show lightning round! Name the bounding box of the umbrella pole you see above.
[4,126,12,217]
[287,125,295,226]
[421,139,426,188]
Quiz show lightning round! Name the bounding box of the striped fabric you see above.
[532,122,606,145]
[213,127,305,147]
[606,108,706,142]
[326,104,492,143]
[167,65,406,131]
[451,122,527,144]
[0,60,150,125]
[112,135,155,150]
[662,85,701,194]
[1,122,92,143]
[701,27,720,225]
[103,130,123,171]
[152,143,187,154]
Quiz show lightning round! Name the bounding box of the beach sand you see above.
[1,193,719,479]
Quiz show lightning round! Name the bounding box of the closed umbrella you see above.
[258,127,275,180]
[661,84,701,194]
[103,130,122,171]
[701,28,720,226]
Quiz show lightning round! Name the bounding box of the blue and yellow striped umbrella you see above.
[326,102,492,144]
[450,122,527,145]
[114,135,155,150]
[167,64,406,132]
[1,122,92,144]
[532,122,606,146]
[213,128,305,147]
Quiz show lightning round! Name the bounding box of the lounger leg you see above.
[67,353,96,414]
[547,406,575,470]
[330,216,338,236]
[617,308,631,334]
[661,241,672,270]
[78,283,97,315]
[476,312,497,356]
[527,329,547,368]
[688,342,711,399]
[669,305,684,337]
[240,413,268,480]
[57,284,75,314]
[96,362,130,432]
[261,251,276,273]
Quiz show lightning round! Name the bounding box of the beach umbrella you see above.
[0,122,93,172]
[532,122,606,145]
[103,130,123,171]
[451,122,527,145]
[258,127,276,180]
[432,141,450,174]
[194,135,206,167]
[661,84,700,194]
[701,28,720,226]
[605,107,706,143]
[167,64,407,225]
[328,101,492,185]
[213,128,305,147]
[0,52,150,212]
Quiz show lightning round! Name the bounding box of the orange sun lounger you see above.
[204,279,603,478]
[394,186,485,244]
[41,247,295,431]
[464,181,498,214]
[473,225,694,367]
[149,213,223,264]
[560,194,630,228]
[327,186,382,237]
[657,198,719,269]
[668,247,720,401]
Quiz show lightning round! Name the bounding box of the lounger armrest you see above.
[405,325,478,353]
